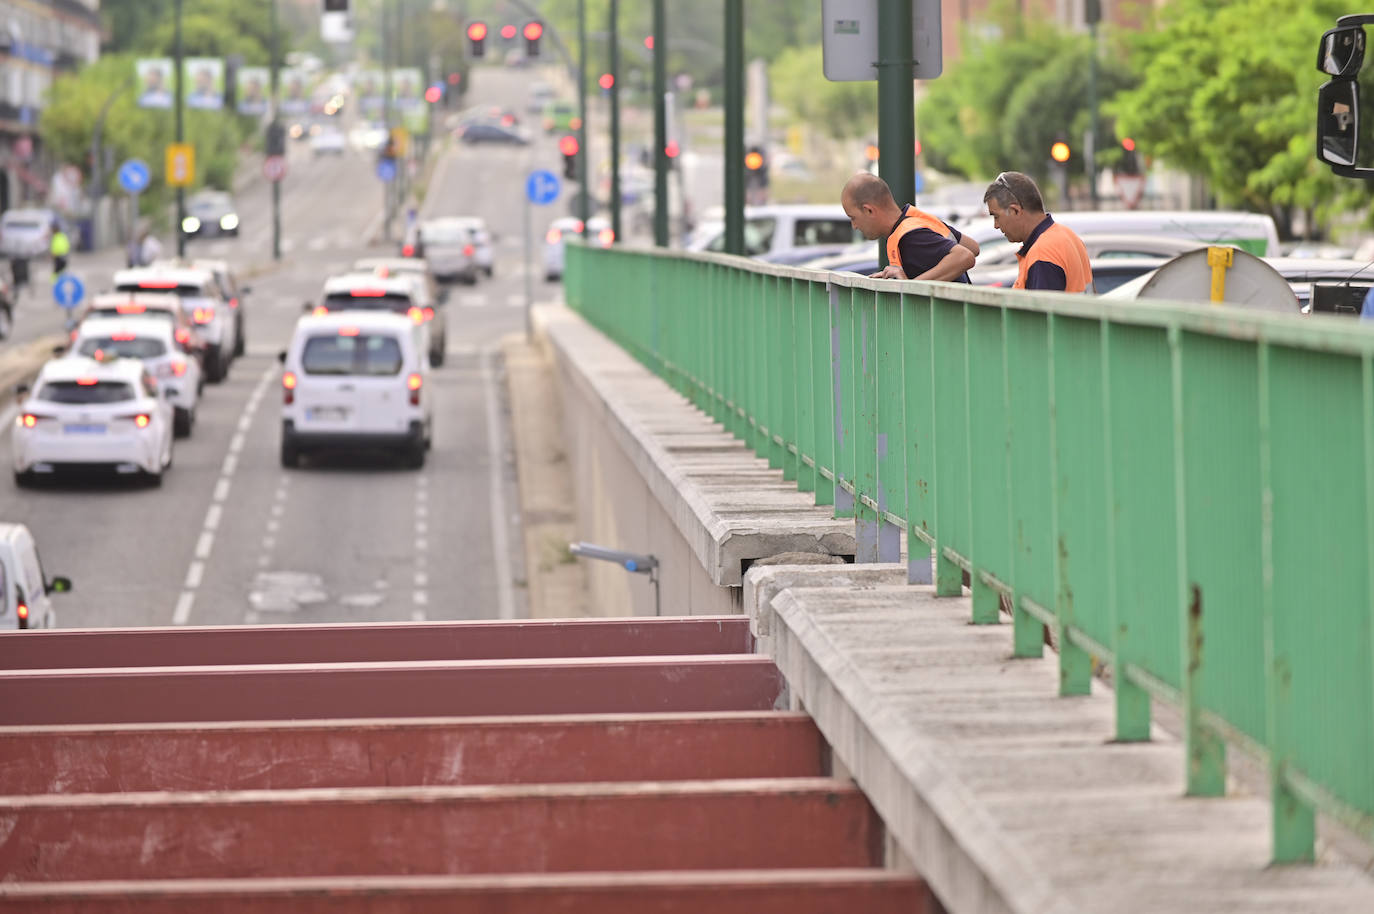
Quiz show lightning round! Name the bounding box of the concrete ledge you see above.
[743,564,907,653]
[543,304,854,594]
[766,584,1374,914]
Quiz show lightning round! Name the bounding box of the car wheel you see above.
[404,440,426,469]
[484,266,494,278]
[281,437,300,469]
[0,305,12,340]
[144,467,163,488]
[430,344,445,368]
[234,319,245,357]
[205,348,225,383]
[174,406,194,438]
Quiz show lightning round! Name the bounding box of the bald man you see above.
[840,172,978,281]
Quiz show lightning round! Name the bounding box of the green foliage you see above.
[1110,0,1371,225]
[41,54,243,225]
[770,43,877,141]
[102,0,280,63]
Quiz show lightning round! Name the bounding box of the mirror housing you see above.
[48,576,73,594]
[1318,17,1374,179]
[14,382,29,397]
[1320,25,1366,78]
[277,350,287,364]
[301,301,315,313]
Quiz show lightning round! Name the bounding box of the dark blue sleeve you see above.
[896,228,957,279]
[948,224,963,243]
[1024,260,1068,291]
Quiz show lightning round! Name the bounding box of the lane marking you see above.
[481,346,517,620]
[213,478,231,502]
[184,561,204,589]
[204,504,222,531]
[172,591,195,625]
[195,531,214,560]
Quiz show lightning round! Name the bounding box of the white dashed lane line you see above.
[172,364,274,625]
[412,474,429,622]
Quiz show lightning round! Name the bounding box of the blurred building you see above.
[940,0,1146,65]
[0,0,102,214]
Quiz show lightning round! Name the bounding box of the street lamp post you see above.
[723,0,744,256]
[652,0,668,247]
[608,0,621,244]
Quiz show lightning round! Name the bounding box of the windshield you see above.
[77,337,167,359]
[37,381,135,403]
[302,334,404,376]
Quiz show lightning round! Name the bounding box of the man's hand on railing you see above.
[869,264,906,280]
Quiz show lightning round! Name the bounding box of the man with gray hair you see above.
[840,171,978,281]
[982,171,1092,292]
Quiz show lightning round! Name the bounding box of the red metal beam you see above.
[0,617,753,670]
[0,779,883,881]
[0,655,785,726]
[0,712,825,794]
[0,870,936,913]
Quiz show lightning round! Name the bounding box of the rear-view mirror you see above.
[1318,79,1360,169]
[277,350,287,364]
[14,383,29,397]
[301,301,314,313]
[48,576,72,594]
[1319,25,1366,78]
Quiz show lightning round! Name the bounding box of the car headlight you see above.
[220,213,239,231]
[182,216,201,233]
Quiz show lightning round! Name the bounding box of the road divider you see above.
[0,334,68,402]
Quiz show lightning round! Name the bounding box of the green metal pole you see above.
[652,0,668,247]
[876,0,914,270]
[608,0,621,243]
[723,0,744,256]
[174,0,185,257]
[270,0,281,261]
[382,0,394,243]
[577,0,588,238]
[1087,20,1100,207]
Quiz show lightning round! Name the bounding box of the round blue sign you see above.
[52,273,85,309]
[526,169,561,206]
[376,158,397,183]
[118,159,150,195]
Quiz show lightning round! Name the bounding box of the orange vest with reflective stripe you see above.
[1013,221,1093,292]
[885,206,954,278]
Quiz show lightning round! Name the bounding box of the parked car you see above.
[0,523,70,630]
[12,355,174,487]
[967,233,1209,285]
[687,205,863,259]
[278,312,433,469]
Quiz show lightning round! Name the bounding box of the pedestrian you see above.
[49,219,70,277]
[138,226,163,266]
[9,253,29,301]
[982,171,1092,292]
[840,172,978,281]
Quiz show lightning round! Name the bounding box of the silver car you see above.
[404,219,478,284]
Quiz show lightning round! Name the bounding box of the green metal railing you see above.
[566,242,1374,863]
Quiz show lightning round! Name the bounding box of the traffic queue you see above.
[12,258,250,488]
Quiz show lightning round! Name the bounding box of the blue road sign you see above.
[526,169,561,206]
[52,273,85,309]
[118,159,150,195]
[376,158,397,183]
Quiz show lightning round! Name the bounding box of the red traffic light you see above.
[598,73,615,90]
[500,24,517,39]
[467,21,487,41]
[424,86,441,104]
[665,139,680,158]
[645,35,654,50]
[524,21,543,41]
[559,134,579,156]
[1121,137,1136,152]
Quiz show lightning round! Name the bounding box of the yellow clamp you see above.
[1207,246,1233,305]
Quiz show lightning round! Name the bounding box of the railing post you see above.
[830,281,856,519]
[1048,314,1092,695]
[811,281,835,507]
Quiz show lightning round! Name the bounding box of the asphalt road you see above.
[0,65,580,629]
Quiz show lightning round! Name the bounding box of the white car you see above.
[13,356,174,487]
[687,204,862,259]
[71,317,201,437]
[314,272,444,367]
[0,523,71,630]
[352,256,442,309]
[543,216,613,281]
[0,208,55,257]
[151,257,252,358]
[450,217,495,277]
[278,312,433,469]
[404,218,479,284]
[311,126,347,156]
[113,266,237,382]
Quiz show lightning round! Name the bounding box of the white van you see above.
[687,204,864,259]
[960,209,1281,263]
[0,523,71,630]
[279,312,433,469]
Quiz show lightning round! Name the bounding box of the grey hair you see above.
[982,171,1044,212]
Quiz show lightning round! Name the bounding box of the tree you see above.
[769,43,877,141]
[1110,0,1371,234]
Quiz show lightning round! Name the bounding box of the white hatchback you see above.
[113,267,237,382]
[71,317,201,437]
[13,356,174,487]
[279,312,433,469]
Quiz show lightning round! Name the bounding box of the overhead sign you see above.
[526,169,561,205]
[263,155,288,183]
[376,158,397,183]
[821,0,942,81]
[118,158,150,195]
[166,143,195,187]
[52,273,84,309]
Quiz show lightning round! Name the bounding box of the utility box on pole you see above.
[820,0,942,81]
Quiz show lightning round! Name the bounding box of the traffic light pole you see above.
[382,0,394,244]
[270,0,281,261]
[876,0,914,271]
[174,0,185,258]
[652,0,668,247]
[723,0,744,256]
[608,0,621,244]
[577,0,588,238]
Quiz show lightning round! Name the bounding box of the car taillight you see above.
[598,227,615,246]
[463,244,475,257]
[116,304,146,314]
[134,414,150,428]
[19,414,39,428]
[171,359,188,377]
[407,306,424,324]
[423,306,435,321]
[16,603,28,628]
[282,371,297,404]
[229,297,239,309]
[402,244,415,257]
[175,327,190,344]
[407,372,422,405]
[193,307,215,324]
[546,228,562,244]
[313,306,329,317]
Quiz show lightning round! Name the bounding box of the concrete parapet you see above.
[541,304,854,617]
[743,563,907,655]
[763,583,1374,914]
